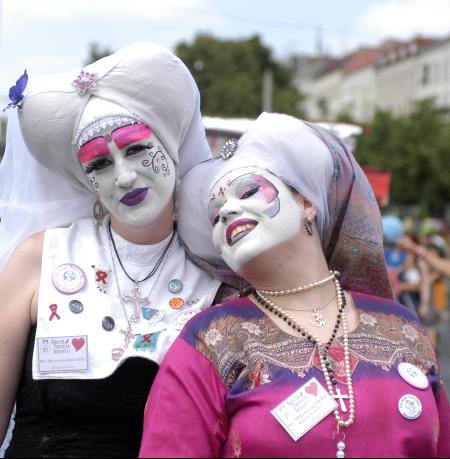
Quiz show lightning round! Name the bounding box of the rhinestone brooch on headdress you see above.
[219,138,238,160]
[72,113,142,149]
[72,70,98,97]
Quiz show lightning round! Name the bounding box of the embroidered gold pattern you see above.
[195,305,437,388]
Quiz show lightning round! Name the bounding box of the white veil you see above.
[0,109,95,270]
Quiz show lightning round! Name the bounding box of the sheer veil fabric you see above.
[0,110,95,270]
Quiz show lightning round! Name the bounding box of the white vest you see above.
[32,218,220,379]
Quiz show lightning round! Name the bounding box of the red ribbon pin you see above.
[95,270,108,284]
[49,304,61,321]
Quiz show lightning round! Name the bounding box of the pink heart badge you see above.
[305,381,318,397]
[72,337,85,352]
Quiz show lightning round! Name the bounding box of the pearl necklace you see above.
[259,270,338,297]
[254,274,355,458]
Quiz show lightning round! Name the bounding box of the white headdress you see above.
[0,42,212,270]
[178,113,334,268]
[178,112,393,298]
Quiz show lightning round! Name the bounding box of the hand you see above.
[398,236,426,259]
[397,235,416,252]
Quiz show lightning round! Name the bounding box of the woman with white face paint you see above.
[140,113,450,458]
[0,43,221,458]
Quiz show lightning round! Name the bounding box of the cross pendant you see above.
[122,283,151,322]
[333,386,349,413]
[120,325,134,349]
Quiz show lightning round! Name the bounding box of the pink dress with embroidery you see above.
[139,292,450,458]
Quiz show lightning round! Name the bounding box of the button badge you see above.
[168,279,183,294]
[397,362,429,390]
[398,394,422,420]
[52,263,86,294]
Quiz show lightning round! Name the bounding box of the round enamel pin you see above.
[172,309,200,331]
[52,263,86,294]
[397,362,429,390]
[187,298,200,305]
[168,279,183,294]
[169,297,184,309]
[69,299,84,314]
[398,394,422,420]
[102,316,115,331]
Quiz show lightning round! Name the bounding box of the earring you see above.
[93,197,105,230]
[304,215,314,236]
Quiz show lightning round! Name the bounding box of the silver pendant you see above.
[309,309,327,327]
[119,324,135,349]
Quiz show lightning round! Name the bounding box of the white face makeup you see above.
[208,167,302,271]
[78,123,176,226]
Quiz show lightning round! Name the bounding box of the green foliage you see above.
[175,34,303,118]
[84,42,113,66]
[355,99,450,212]
[336,110,356,124]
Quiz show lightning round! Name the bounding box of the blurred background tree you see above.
[175,34,303,118]
[355,99,450,215]
[84,41,113,66]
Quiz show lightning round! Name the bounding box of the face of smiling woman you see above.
[208,167,302,272]
[78,123,176,227]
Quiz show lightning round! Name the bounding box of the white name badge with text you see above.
[271,377,337,441]
[37,335,88,373]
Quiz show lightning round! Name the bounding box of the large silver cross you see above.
[122,283,151,323]
[333,386,349,412]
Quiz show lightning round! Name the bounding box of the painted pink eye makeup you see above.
[78,137,110,164]
[233,174,279,218]
[252,175,278,203]
[112,123,152,149]
[208,172,281,226]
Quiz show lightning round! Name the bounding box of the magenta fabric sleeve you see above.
[139,338,228,457]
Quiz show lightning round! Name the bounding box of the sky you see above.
[1,0,450,101]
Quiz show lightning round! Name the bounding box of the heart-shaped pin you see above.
[112,348,124,361]
[72,337,85,352]
[305,381,318,397]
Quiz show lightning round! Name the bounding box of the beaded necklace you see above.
[259,270,338,297]
[254,273,355,458]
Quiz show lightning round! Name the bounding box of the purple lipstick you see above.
[120,188,149,206]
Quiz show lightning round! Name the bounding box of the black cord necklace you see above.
[108,220,176,285]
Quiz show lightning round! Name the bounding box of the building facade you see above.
[300,35,450,123]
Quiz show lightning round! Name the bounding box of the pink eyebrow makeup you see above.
[77,123,152,164]
[112,123,152,149]
[78,137,110,164]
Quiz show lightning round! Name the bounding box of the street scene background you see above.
[1,0,450,456]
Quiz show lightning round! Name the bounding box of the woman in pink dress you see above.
[140,113,450,458]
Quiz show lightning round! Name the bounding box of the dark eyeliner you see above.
[125,142,153,156]
[85,157,113,174]
[241,185,260,199]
